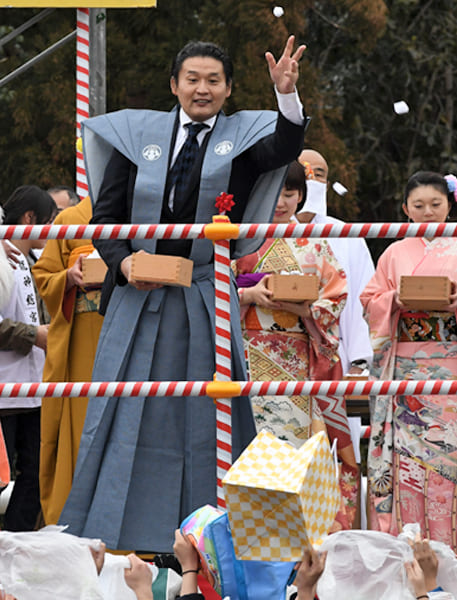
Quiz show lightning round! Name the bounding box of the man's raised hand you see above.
[265,35,306,94]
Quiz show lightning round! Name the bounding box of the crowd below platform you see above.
[1,36,457,600]
[1,161,456,600]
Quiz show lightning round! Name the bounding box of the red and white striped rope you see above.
[1,379,456,399]
[2,221,457,241]
[0,381,208,399]
[241,379,457,397]
[76,8,89,199]
[240,221,457,240]
[213,237,232,508]
[0,223,206,241]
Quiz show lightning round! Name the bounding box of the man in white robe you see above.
[296,149,374,528]
[296,149,374,375]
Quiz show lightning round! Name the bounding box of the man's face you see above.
[170,56,232,122]
[50,190,72,214]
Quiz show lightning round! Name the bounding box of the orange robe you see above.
[33,196,104,524]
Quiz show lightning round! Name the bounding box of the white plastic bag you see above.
[98,553,156,600]
[0,526,103,600]
[316,530,416,600]
[315,527,457,600]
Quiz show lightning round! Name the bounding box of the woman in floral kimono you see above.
[234,161,359,528]
[360,171,457,550]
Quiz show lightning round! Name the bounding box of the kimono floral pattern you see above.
[399,311,457,342]
[235,237,359,528]
[75,289,102,314]
[361,237,457,551]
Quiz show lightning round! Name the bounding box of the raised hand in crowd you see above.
[411,536,439,594]
[292,548,327,600]
[124,553,154,600]
[173,529,201,597]
[405,557,429,599]
[89,541,107,575]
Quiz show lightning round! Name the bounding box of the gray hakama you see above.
[60,108,288,551]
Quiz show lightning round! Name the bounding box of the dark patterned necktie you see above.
[169,122,209,214]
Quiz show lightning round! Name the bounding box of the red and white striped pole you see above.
[361,426,371,439]
[76,8,89,199]
[213,229,232,509]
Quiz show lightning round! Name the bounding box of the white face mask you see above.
[297,180,327,216]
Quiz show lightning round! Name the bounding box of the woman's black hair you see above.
[2,185,57,225]
[284,160,307,212]
[404,171,454,208]
[171,41,233,84]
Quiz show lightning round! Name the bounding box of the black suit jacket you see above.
[92,110,306,313]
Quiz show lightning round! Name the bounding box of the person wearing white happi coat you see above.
[0,185,55,530]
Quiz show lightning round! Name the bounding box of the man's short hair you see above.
[171,41,233,84]
[47,185,80,206]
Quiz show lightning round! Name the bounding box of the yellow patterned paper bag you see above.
[222,430,339,561]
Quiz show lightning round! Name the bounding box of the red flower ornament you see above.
[215,192,235,215]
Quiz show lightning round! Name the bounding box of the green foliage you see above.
[296,0,457,259]
[306,0,457,221]
[0,0,456,265]
[0,9,76,201]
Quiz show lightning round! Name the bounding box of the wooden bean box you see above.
[265,273,319,303]
[130,253,193,288]
[81,257,108,287]
[399,275,451,310]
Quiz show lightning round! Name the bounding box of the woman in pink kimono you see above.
[361,171,457,550]
[234,162,359,529]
